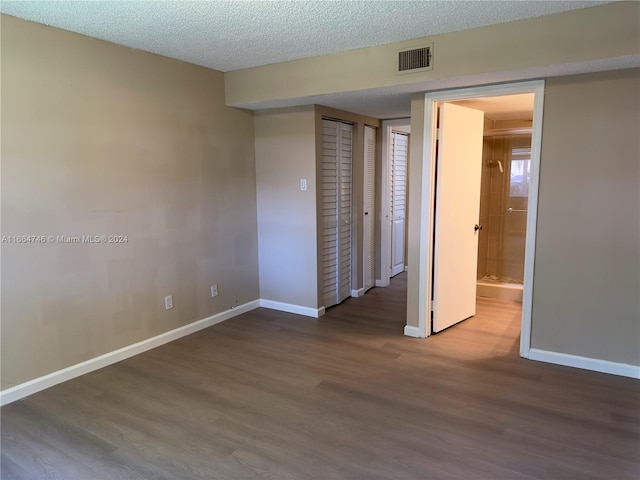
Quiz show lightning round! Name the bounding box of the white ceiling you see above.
[2,0,631,119]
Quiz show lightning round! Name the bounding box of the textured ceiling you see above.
[0,0,612,72]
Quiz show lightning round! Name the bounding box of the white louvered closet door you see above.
[321,119,353,308]
[363,126,376,292]
[390,132,408,277]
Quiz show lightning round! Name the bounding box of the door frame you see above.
[413,80,545,359]
[378,119,411,287]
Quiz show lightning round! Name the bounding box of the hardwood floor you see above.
[2,273,639,479]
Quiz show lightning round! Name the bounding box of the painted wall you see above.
[254,107,319,309]
[406,69,639,367]
[1,15,259,389]
[532,69,640,366]
[254,106,380,311]
[406,95,428,332]
[226,2,639,109]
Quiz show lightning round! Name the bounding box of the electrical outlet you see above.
[164,295,173,310]
[211,284,218,297]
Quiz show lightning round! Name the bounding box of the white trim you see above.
[403,325,424,338]
[417,98,437,339]
[0,300,260,406]
[350,288,365,298]
[529,349,640,379]
[520,82,545,358]
[259,299,325,318]
[375,279,389,288]
[415,80,545,355]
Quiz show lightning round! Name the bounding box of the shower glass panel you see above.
[479,134,531,285]
[496,136,531,283]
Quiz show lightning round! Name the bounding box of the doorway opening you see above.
[472,109,533,304]
[379,119,411,288]
[409,80,544,359]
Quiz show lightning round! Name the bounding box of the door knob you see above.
[474,224,483,231]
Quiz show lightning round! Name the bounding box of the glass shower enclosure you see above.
[477,132,531,298]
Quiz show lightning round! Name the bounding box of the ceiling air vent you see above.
[397,44,433,74]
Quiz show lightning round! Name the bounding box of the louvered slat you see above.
[390,132,408,277]
[321,119,353,308]
[363,126,376,291]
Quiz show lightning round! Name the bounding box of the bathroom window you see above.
[510,148,531,197]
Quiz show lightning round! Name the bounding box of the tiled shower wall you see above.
[477,119,532,282]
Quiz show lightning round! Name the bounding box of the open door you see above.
[432,103,484,333]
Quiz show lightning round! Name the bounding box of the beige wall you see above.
[254,105,380,310]
[226,2,639,108]
[254,107,319,309]
[532,69,640,365]
[406,69,640,367]
[406,94,428,330]
[1,15,259,389]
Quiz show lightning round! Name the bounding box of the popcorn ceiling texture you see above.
[0,1,609,72]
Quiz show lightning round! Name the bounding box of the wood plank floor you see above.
[2,274,639,479]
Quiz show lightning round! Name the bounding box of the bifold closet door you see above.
[390,132,408,277]
[321,119,353,308]
[363,126,376,292]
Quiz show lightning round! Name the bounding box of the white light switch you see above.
[300,179,307,191]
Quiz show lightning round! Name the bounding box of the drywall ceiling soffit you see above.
[230,55,640,119]
[0,0,612,72]
[453,94,535,120]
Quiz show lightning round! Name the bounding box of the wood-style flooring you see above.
[2,274,639,479]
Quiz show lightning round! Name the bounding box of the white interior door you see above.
[432,103,484,333]
[321,119,353,308]
[390,132,408,277]
[363,126,376,292]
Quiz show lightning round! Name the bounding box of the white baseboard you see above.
[404,325,424,338]
[259,299,324,318]
[375,279,390,288]
[0,300,260,406]
[350,288,365,298]
[529,348,640,379]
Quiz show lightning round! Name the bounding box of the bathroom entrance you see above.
[454,95,535,304]
[410,80,545,359]
[431,94,534,333]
